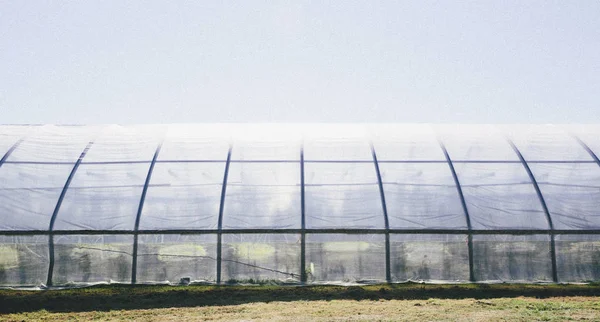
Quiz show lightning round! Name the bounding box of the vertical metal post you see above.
[370,143,391,282]
[507,139,558,282]
[47,141,95,286]
[300,146,307,283]
[131,143,163,284]
[216,146,232,284]
[439,142,475,282]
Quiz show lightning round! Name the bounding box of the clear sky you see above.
[1,1,599,124]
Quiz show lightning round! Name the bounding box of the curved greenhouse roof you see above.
[1,124,600,287]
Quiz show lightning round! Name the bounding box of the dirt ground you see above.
[2,283,600,321]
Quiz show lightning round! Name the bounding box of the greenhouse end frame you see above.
[1,124,600,287]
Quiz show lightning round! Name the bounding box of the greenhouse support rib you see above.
[46,141,95,286]
[507,139,558,283]
[300,146,307,283]
[439,142,475,282]
[370,143,391,283]
[131,142,163,284]
[0,138,25,169]
[573,135,600,167]
[3,159,595,165]
[216,146,232,284]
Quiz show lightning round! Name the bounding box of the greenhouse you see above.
[1,124,600,287]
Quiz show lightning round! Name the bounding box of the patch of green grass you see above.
[232,243,275,260]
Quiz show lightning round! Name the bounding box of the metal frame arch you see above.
[300,144,307,283]
[131,141,164,284]
[0,139,26,169]
[572,135,600,167]
[369,141,391,282]
[3,124,592,286]
[46,140,95,286]
[437,140,475,282]
[0,125,45,167]
[216,145,233,284]
[506,138,558,282]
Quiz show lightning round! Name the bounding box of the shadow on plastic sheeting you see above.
[1,283,600,314]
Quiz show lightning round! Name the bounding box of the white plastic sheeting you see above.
[55,163,149,231]
[531,163,600,229]
[380,163,465,229]
[1,124,600,287]
[7,125,100,163]
[455,163,548,230]
[305,162,384,229]
[224,163,301,229]
[140,162,225,230]
[0,164,74,230]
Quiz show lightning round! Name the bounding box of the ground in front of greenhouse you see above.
[1,284,600,321]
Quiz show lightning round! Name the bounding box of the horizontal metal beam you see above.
[2,228,600,236]
[6,181,600,192]
[3,161,152,165]
[4,160,598,166]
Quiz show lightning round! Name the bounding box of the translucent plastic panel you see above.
[530,163,600,229]
[0,235,48,286]
[159,124,230,161]
[137,234,217,283]
[380,163,466,229]
[223,163,301,229]
[52,235,132,285]
[504,125,592,161]
[0,163,73,230]
[472,235,552,282]
[229,124,304,161]
[305,163,384,229]
[83,125,165,162]
[302,124,370,161]
[54,164,149,230]
[230,141,300,161]
[228,124,304,141]
[140,163,225,230]
[390,234,469,282]
[555,235,600,282]
[230,124,302,160]
[8,125,100,163]
[221,234,300,283]
[371,124,445,161]
[306,234,385,282]
[304,140,371,161]
[0,125,32,159]
[454,163,549,230]
[435,125,519,161]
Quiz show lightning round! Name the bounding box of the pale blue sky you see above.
[1,1,599,124]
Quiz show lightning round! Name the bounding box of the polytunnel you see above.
[1,124,600,287]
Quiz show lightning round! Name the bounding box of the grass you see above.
[1,283,600,321]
